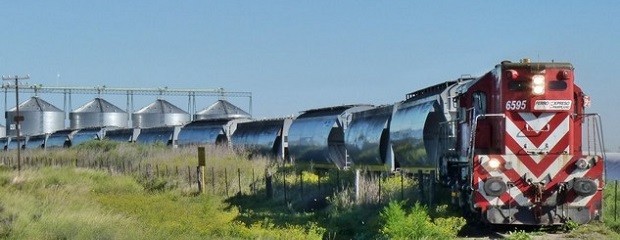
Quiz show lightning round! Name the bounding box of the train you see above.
[0,59,606,226]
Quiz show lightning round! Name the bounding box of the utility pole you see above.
[2,74,29,173]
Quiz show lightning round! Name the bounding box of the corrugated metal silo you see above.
[194,100,251,120]
[70,98,128,129]
[133,99,190,128]
[5,97,65,136]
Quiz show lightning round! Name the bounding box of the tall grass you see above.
[0,165,325,239]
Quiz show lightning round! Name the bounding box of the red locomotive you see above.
[449,59,605,224]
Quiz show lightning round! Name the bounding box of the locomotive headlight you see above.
[488,158,501,169]
[531,75,546,95]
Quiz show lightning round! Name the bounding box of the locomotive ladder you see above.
[578,113,607,179]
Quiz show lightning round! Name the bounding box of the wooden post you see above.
[225,168,229,197]
[198,147,206,194]
[283,169,287,203]
[265,169,273,199]
[299,171,304,200]
[211,167,215,194]
[401,170,406,201]
[429,170,435,208]
[615,180,618,221]
[252,168,256,194]
[378,172,382,203]
[237,168,242,196]
[187,166,192,188]
[418,170,424,201]
[355,169,361,203]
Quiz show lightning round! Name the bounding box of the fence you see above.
[0,155,438,207]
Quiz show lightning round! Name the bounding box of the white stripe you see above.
[505,115,570,153]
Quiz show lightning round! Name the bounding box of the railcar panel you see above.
[0,137,8,150]
[135,126,175,145]
[177,120,228,146]
[390,100,439,168]
[231,119,290,158]
[45,130,74,148]
[104,128,135,142]
[71,128,102,146]
[345,105,393,168]
[25,134,47,149]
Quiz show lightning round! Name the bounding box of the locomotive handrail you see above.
[573,113,607,181]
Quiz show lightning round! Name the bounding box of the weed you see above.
[507,230,531,240]
[379,201,465,239]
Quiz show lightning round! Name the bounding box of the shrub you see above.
[380,201,465,239]
[507,230,531,240]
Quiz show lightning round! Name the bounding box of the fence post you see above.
[401,170,405,201]
[615,180,618,222]
[418,170,424,201]
[355,169,361,203]
[265,169,273,199]
[252,168,256,194]
[299,171,304,201]
[429,170,435,208]
[318,171,322,192]
[237,168,242,196]
[211,167,215,194]
[336,170,340,191]
[378,172,382,203]
[225,168,229,197]
[197,147,206,194]
[283,169,288,203]
[187,166,192,188]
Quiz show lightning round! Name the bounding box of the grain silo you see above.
[194,100,251,121]
[5,96,65,136]
[70,98,128,129]
[132,99,190,128]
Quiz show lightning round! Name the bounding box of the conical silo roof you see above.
[135,99,188,114]
[194,100,251,120]
[73,97,126,113]
[70,98,128,129]
[132,99,190,128]
[8,96,63,112]
[6,97,65,136]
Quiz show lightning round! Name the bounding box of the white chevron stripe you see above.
[505,115,570,153]
[518,112,555,133]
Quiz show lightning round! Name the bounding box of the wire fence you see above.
[0,155,439,207]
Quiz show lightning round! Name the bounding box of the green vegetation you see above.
[2,141,620,239]
[0,165,324,239]
[379,201,466,239]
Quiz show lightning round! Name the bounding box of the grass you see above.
[2,141,619,239]
[0,165,325,239]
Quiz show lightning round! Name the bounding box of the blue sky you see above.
[1,1,619,150]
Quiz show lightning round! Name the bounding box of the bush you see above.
[380,201,465,239]
[507,230,531,240]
